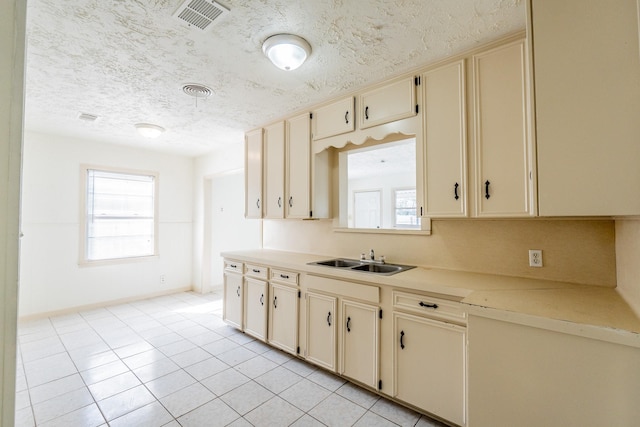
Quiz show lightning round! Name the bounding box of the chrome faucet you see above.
[370,249,375,261]
[361,249,385,264]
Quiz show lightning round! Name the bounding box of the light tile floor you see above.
[15,291,448,427]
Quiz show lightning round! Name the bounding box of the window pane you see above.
[86,169,156,261]
[394,188,418,228]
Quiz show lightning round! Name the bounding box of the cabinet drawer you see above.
[270,268,299,286]
[245,264,268,280]
[392,291,466,325]
[224,260,244,274]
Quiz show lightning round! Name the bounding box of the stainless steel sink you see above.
[314,258,363,268]
[308,258,415,276]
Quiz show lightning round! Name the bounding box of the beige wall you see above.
[264,218,616,287]
[615,219,640,316]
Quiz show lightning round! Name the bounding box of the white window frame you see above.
[393,187,419,229]
[79,164,159,265]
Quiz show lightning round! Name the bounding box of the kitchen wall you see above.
[19,132,194,317]
[615,219,640,316]
[263,218,617,287]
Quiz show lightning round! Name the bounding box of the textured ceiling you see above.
[25,0,526,157]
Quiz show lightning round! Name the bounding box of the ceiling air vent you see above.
[173,0,229,32]
[78,112,98,122]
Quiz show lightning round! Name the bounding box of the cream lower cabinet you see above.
[268,268,300,355]
[223,262,244,329]
[393,292,467,426]
[341,299,379,389]
[243,277,268,341]
[305,291,337,371]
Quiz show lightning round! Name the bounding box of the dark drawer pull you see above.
[280,274,289,279]
[252,269,260,273]
[419,301,438,309]
[230,264,237,268]
[400,330,405,349]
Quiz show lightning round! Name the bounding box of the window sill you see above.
[78,254,159,267]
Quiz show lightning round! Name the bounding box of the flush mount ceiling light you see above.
[262,34,311,71]
[135,123,165,138]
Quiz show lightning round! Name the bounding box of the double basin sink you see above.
[308,258,415,276]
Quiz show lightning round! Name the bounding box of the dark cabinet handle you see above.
[327,311,332,326]
[256,198,261,208]
[419,301,438,309]
[345,111,349,124]
[236,286,240,297]
[289,196,293,208]
[260,294,264,306]
[277,197,282,208]
[365,106,369,120]
[252,269,260,273]
[454,182,459,200]
[230,264,237,268]
[280,274,289,279]
[346,316,351,332]
[273,296,277,308]
[484,180,491,199]
[400,330,405,349]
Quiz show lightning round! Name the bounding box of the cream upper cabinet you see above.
[422,60,468,217]
[223,269,243,330]
[244,129,263,219]
[263,122,285,219]
[530,0,640,216]
[286,113,311,218]
[311,97,355,141]
[471,39,536,217]
[305,291,337,372]
[340,300,379,389]
[359,77,417,129]
[393,312,466,427]
[243,277,268,341]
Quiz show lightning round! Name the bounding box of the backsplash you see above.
[263,218,616,287]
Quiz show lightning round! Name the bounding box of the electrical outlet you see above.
[160,274,166,284]
[528,250,543,267]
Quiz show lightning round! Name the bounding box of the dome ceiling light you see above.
[262,34,311,71]
[135,123,165,138]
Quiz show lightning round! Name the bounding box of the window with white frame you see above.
[82,167,158,262]
[393,188,418,228]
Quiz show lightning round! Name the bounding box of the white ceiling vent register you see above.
[173,0,229,32]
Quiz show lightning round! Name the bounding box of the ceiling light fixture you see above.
[135,123,165,138]
[262,34,311,71]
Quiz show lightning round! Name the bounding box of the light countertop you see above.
[222,249,640,345]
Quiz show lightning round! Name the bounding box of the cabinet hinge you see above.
[297,346,300,354]
[309,210,312,218]
[298,290,301,298]
[414,76,421,86]
[378,380,382,390]
[415,104,419,114]
[379,309,383,319]
[310,112,313,119]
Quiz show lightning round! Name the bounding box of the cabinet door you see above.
[472,40,535,217]
[264,122,285,219]
[245,129,263,219]
[305,292,337,371]
[244,278,268,341]
[341,300,378,389]
[423,60,467,217]
[393,312,466,427]
[268,283,299,354]
[312,97,355,140]
[359,77,417,129]
[223,272,243,329]
[286,113,311,218]
[531,0,640,216]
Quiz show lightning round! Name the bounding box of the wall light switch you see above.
[529,250,543,267]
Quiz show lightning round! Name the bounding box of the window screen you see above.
[85,168,157,261]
